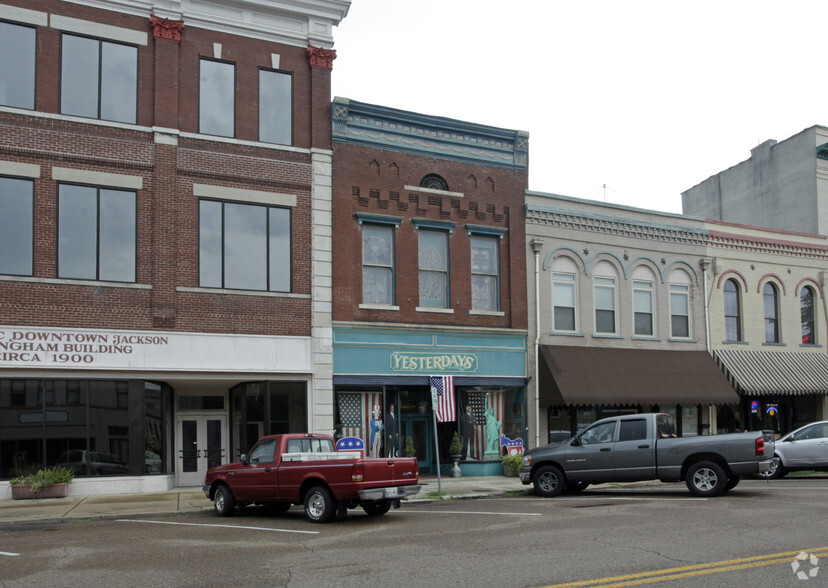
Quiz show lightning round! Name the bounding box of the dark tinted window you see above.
[619,419,647,442]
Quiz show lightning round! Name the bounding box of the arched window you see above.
[763,282,779,344]
[669,269,692,339]
[551,256,579,332]
[593,260,618,334]
[724,279,742,342]
[801,286,816,345]
[632,266,656,336]
[419,174,448,191]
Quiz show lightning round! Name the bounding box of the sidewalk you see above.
[0,474,526,527]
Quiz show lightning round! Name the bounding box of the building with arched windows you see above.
[525,192,740,448]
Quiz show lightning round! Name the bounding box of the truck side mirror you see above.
[240,454,248,465]
[571,437,581,447]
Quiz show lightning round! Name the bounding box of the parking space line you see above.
[408,510,541,516]
[1,551,20,557]
[116,519,319,534]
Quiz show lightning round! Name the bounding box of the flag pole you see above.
[433,410,442,493]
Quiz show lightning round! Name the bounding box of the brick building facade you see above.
[0,0,349,496]
[331,98,529,473]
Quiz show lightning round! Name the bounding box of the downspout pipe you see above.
[530,239,544,449]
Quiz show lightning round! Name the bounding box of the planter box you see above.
[11,483,69,500]
[502,465,518,477]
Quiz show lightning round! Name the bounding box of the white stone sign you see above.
[0,325,311,373]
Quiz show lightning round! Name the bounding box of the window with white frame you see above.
[724,278,742,342]
[470,235,499,311]
[593,261,618,334]
[199,200,290,292]
[763,282,780,344]
[199,59,235,137]
[58,184,136,282]
[0,21,36,110]
[633,280,654,336]
[669,269,692,339]
[0,176,34,276]
[259,68,292,145]
[362,223,395,305]
[552,273,576,331]
[801,286,816,345]
[61,34,138,124]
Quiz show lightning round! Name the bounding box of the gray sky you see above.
[331,0,828,214]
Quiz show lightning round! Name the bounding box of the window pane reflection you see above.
[0,177,34,275]
[200,60,235,137]
[100,42,137,123]
[259,69,292,145]
[0,22,36,109]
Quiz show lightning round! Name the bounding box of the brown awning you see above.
[539,345,740,406]
[714,349,828,395]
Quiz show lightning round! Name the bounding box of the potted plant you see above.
[501,453,522,477]
[404,436,416,458]
[10,466,74,499]
[449,431,463,460]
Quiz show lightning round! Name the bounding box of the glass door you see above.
[400,415,432,473]
[175,414,227,487]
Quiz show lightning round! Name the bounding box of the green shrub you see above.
[449,431,463,456]
[10,466,75,493]
[501,453,523,475]
[405,436,416,458]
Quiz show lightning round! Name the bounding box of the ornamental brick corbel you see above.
[150,15,185,42]
[307,45,337,70]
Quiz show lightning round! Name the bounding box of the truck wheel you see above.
[686,461,727,497]
[214,484,236,517]
[363,501,392,516]
[304,486,336,523]
[533,465,566,497]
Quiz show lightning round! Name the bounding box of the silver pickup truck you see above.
[519,413,774,497]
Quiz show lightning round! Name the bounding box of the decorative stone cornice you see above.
[307,45,337,70]
[149,15,184,42]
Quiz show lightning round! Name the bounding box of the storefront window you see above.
[457,386,524,460]
[0,379,171,479]
[230,381,307,459]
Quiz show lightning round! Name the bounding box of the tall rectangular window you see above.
[199,200,291,292]
[470,236,499,311]
[418,230,449,308]
[200,59,235,137]
[362,224,394,305]
[61,34,137,124]
[259,69,292,145]
[633,280,654,336]
[594,277,616,334]
[0,21,36,109]
[0,177,34,276]
[552,273,576,331]
[58,185,136,282]
[670,284,690,338]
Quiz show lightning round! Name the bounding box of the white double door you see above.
[175,414,227,487]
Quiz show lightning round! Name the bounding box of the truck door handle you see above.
[265,468,271,472]
[638,445,650,449]
[600,448,612,452]
[387,461,395,465]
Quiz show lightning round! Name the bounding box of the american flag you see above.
[430,375,456,422]
[338,392,383,452]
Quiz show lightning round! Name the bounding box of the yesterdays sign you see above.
[0,325,310,373]
[390,351,478,373]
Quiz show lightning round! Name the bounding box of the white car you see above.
[763,421,828,479]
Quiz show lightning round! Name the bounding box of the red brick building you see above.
[0,0,349,495]
[331,98,529,473]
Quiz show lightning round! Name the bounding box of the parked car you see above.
[56,450,129,476]
[521,413,775,497]
[762,420,828,479]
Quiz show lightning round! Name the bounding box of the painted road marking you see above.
[0,551,20,557]
[409,510,541,516]
[116,519,319,534]
[542,547,828,587]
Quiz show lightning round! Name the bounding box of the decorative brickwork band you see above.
[150,15,185,42]
[307,45,337,70]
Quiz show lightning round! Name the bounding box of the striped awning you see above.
[714,349,828,395]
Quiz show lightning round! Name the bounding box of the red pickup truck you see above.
[202,433,421,523]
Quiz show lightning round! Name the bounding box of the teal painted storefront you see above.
[333,326,527,476]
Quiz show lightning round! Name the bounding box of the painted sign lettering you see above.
[389,352,478,373]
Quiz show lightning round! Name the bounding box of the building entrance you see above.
[175,414,227,487]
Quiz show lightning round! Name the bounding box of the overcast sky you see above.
[330,1,828,214]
